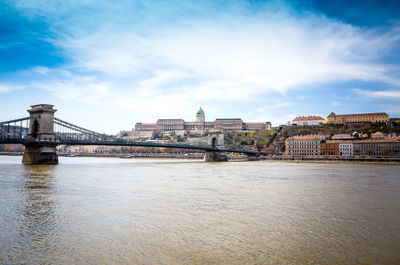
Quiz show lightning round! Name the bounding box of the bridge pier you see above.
[204,151,228,162]
[22,143,58,165]
[22,104,58,165]
[246,154,260,161]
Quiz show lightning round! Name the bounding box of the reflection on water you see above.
[0,156,400,264]
[20,167,57,248]
[3,165,58,264]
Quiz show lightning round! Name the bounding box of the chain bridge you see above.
[0,104,259,164]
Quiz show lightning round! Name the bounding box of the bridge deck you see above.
[0,138,258,155]
[1,113,258,156]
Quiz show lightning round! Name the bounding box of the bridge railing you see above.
[53,117,112,142]
[0,117,30,140]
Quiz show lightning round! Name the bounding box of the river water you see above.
[0,156,399,264]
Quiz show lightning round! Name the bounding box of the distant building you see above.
[353,138,400,156]
[1,144,24,152]
[134,107,271,138]
[244,122,271,131]
[292,116,325,126]
[371,132,384,139]
[214,118,243,131]
[116,130,133,138]
[327,112,389,124]
[331,134,354,140]
[285,135,325,157]
[390,118,400,125]
[339,142,354,156]
[321,140,339,156]
[156,119,185,131]
[289,136,400,157]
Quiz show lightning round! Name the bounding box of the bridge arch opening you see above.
[212,137,216,147]
[32,119,39,139]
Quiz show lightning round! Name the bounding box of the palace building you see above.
[327,112,389,124]
[133,107,271,138]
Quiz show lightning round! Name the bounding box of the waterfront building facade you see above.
[287,136,400,157]
[285,135,325,157]
[327,112,389,124]
[292,116,325,126]
[134,108,271,138]
[353,139,400,156]
[320,141,339,155]
[339,142,354,156]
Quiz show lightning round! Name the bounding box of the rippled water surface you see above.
[0,156,400,264]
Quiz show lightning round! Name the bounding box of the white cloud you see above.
[32,66,50,75]
[0,85,11,93]
[31,71,111,102]
[387,106,400,116]
[0,83,25,93]
[330,100,340,107]
[7,0,400,129]
[46,11,399,102]
[117,95,194,116]
[253,112,294,125]
[40,20,394,114]
[354,88,400,99]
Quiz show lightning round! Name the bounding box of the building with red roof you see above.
[291,115,325,126]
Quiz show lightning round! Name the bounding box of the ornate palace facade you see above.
[134,108,271,138]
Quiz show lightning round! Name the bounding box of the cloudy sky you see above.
[1,0,400,133]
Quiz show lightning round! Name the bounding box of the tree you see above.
[365,149,373,156]
[176,135,183,142]
[381,147,392,155]
[151,131,160,140]
[256,144,264,152]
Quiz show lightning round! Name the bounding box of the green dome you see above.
[197,107,204,115]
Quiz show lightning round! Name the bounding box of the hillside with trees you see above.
[276,122,400,143]
[224,130,276,147]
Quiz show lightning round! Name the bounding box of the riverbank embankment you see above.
[261,155,400,164]
[1,152,400,163]
[0,152,205,159]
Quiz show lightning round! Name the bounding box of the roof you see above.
[157,119,184,122]
[353,138,400,143]
[293,116,324,121]
[328,112,388,117]
[136,122,156,126]
[215,118,243,121]
[324,138,400,143]
[197,107,204,115]
[289,135,325,140]
[331,134,353,139]
[245,122,269,124]
[383,137,400,140]
[321,137,400,144]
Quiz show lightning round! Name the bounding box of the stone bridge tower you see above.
[22,104,58,165]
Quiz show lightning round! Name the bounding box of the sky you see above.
[1,0,400,134]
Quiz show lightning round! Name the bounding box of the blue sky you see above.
[1,0,400,134]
